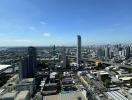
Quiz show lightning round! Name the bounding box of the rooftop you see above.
[0,65,11,71]
[43,91,87,100]
[15,91,29,100]
[111,76,120,83]
[91,80,106,91]
[19,78,34,84]
[0,92,17,99]
[106,91,128,100]
[119,77,132,81]
[98,70,109,75]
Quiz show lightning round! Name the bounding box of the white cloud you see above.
[40,21,47,25]
[43,33,51,37]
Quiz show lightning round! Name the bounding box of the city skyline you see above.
[0,0,132,46]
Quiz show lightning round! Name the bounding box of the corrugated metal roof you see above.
[106,91,128,100]
[113,91,128,100]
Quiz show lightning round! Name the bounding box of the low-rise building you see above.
[16,78,35,95]
[15,90,30,100]
[0,91,18,100]
[42,83,58,95]
[106,91,128,100]
[62,78,75,88]
[43,91,87,100]
[97,70,109,81]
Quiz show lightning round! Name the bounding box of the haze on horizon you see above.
[0,0,132,46]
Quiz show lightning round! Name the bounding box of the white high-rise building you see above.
[77,35,81,68]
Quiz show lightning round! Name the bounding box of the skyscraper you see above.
[62,47,66,68]
[52,44,56,57]
[77,35,81,68]
[97,47,105,59]
[19,56,29,80]
[125,46,130,59]
[28,47,37,75]
[105,47,110,59]
[19,47,37,79]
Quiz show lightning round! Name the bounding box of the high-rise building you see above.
[62,47,66,68]
[28,47,37,72]
[125,46,130,59]
[77,35,81,68]
[97,47,105,59]
[52,44,56,56]
[105,47,110,59]
[19,57,28,79]
[19,47,37,79]
[109,51,114,59]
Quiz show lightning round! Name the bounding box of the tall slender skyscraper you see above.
[19,47,37,79]
[52,44,56,57]
[62,47,66,68]
[105,47,110,59]
[19,56,29,80]
[77,35,81,68]
[125,46,130,59]
[28,47,37,74]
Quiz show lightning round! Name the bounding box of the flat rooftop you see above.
[0,65,11,71]
[0,92,17,99]
[119,77,132,81]
[98,70,109,75]
[18,78,34,84]
[15,91,29,100]
[43,91,87,100]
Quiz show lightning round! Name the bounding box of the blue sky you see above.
[0,0,132,46]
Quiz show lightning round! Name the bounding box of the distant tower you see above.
[53,44,56,56]
[97,48,105,59]
[19,57,28,79]
[125,46,130,59]
[105,47,110,59]
[19,47,37,79]
[62,47,69,69]
[62,47,66,68]
[77,35,81,68]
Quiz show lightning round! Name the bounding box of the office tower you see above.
[61,47,69,69]
[109,51,114,59]
[77,35,81,68]
[51,45,56,69]
[28,47,37,73]
[62,47,66,68]
[121,49,126,57]
[19,57,29,80]
[19,47,37,79]
[125,46,130,59]
[105,47,110,59]
[114,47,119,56]
[97,48,105,59]
[52,44,56,56]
